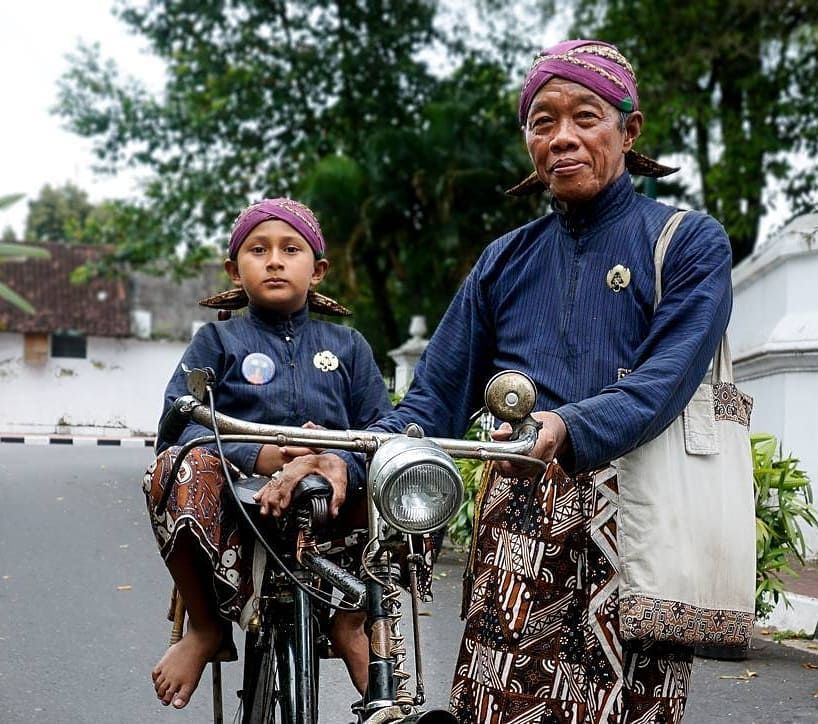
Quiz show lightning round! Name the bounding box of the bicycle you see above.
[157,367,543,723]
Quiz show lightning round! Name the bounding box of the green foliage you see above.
[0,194,50,313]
[770,628,812,642]
[564,0,818,264]
[24,182,94,242]
[448,454,484,547]
[447,418,489,547]
[54,1,543,361]
[0,193,24,211]
[753,433,818,619]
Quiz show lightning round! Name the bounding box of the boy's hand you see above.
[253,423,324,475]
[254,453,348,518]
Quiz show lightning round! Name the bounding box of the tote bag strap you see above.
[652,210,688,307]
[652,209,733,384]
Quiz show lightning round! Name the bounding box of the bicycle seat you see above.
[231,476,267,507]
[231,474,333,508]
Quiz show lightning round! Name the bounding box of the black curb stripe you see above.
[0,436,156,447]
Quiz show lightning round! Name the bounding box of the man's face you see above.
[524,78,642,204]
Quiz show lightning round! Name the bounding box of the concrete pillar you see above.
[728,214,818,554]
[388,315,429,394]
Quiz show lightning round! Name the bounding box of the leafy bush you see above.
[447,417,489,547]
[753,433,818,619]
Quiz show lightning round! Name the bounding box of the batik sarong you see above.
[144,446,439,624]
[450,463,693,723]
[144,446,252,621]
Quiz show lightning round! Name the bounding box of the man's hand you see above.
[253,452,348,518]
[492,411,568,477]
[253,444,316,475]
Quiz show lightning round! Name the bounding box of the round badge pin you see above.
[241,353,276,384]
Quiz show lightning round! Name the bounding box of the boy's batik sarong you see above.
[144,446,251,621]
[143,446,440,623]
[450,464,693,724]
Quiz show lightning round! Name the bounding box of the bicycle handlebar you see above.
[173,394,540,463]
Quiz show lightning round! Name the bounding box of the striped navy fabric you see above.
[343,172,732,484]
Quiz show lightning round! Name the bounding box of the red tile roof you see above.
[0,242,130,336]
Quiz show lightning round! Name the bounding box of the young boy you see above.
[144,198,391,709]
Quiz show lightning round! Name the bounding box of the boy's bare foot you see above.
[151,623,222,708]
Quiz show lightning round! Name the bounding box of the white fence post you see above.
[388,315,429,395]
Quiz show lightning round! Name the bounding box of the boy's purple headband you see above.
[228,198,326,259]
[518,40,639,125]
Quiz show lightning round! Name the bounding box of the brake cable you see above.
[206,385,360,612]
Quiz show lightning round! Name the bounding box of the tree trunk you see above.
[361,254,400,351]
[713,8,764,265]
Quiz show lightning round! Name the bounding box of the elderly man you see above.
[279,39,732,722]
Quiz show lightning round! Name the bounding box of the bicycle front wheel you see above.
[241,611,320,723]
[242,626,279,724]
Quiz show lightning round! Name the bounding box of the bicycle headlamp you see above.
[369,436,464,535]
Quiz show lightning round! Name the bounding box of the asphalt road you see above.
[1,444,817,723]
[0,445,463,724]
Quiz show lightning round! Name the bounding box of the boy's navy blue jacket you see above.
[157,303,392,487]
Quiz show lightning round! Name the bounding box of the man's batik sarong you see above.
[450,464,693,724]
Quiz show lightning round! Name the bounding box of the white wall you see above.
[0,333,187,436]
[729,214,818,554]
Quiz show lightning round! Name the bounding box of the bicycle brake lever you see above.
[185,366,216,402]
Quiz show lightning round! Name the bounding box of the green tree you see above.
[24,181,95,242]
[564,0,818,263]
[55,1,541,355]
[0,194,50,313]
[299,58,540,353]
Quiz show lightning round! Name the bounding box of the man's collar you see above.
[552,172,634,236]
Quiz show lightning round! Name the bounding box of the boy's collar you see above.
[248,302,310,330]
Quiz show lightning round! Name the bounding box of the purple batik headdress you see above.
[228,197,326,259]
[508,39,678,196]
[199,197,350,317]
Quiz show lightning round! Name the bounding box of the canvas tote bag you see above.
[614,211,756,647]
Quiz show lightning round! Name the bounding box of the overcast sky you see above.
[0,1,164,237]
[0,1,790,244]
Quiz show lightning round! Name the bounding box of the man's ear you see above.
[311,258,329,287]
[623,111,643,153]
[224,258,242,288]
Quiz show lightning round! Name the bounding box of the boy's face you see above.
[225,219,328,315]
